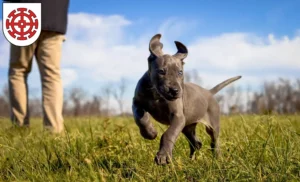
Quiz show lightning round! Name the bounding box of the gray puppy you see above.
[132,34,241,165]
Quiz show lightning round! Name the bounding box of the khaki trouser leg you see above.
[35,31,65,133]
[8,42,37,126]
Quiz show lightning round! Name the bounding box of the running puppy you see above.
[132,34,242,165]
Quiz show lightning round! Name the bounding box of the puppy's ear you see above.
[174,41,188,61]
[149,34,163,58]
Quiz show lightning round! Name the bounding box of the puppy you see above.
[132,34,241,165]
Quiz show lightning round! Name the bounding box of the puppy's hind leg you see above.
[206,105,221,158]
[205,125,220,158]
[182,123,202,159]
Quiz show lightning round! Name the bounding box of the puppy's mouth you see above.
[165,95,179,101]
[157,86,180,101]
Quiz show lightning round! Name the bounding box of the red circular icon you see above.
[5,8,39,41]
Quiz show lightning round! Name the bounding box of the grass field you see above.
[0,114,299,181]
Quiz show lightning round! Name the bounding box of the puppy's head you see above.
[147,34,188,101]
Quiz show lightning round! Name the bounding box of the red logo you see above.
[5,8,39,41]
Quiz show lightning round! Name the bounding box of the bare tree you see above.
[101,84,113,116]
[69,87,86,116]
[62,88,102,117]
[113,78,127,115]
[245,85,252,114]
[0,85,9,117]
[88,95,102,116]
[215,94,225,114]
[226,85,242,114]
[2,84,9,103]
[62,100,70,116]
[294,79,300,113]
[28,98,42,117]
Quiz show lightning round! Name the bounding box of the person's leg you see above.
[8,43,37,126]
[35,31,65,133]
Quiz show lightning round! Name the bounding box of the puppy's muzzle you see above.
[168,87,179,97]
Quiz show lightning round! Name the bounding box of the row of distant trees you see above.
[0,78,129,118]
[0,71,299,117]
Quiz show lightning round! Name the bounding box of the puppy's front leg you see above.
[155,113,185,165]
[132,101,157,140]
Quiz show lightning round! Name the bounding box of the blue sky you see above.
[0,0,300,112]
[67,0,300,38]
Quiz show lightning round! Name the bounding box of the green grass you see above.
[0,115,299,181]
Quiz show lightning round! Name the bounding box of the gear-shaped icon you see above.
[5,7,39,41]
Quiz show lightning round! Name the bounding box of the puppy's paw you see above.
[154,151,172,165]
[140,127,157,140]
[195,140,202,150]
[189,140,202,159]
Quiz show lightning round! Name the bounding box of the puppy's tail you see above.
[210,76,242,95]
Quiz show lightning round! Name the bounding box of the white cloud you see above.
[61,13,149,82]
[186,32,300,71]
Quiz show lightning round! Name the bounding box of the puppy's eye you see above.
[157,69,166,75]
[178,70,183,76]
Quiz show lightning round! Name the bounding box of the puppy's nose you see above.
[169,87,179,96]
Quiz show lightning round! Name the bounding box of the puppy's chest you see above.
[144,99,171,125]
